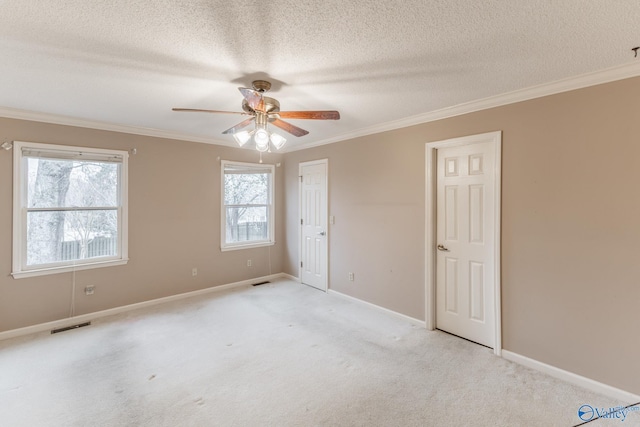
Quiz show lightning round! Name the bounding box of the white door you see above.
[300,160,328,291]
[436,142,496,347]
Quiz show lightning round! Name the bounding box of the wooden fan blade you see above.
[277,111,340,120]
[222,117,255,134]
[238,88,264,111]
[172,108,250,115]
[270,119,309,137]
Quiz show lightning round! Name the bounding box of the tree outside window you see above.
[12,141,128,278]
[221,161,274,250]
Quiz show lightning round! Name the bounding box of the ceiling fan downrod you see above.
[251,80,272,93]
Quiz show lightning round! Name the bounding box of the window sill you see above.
[220,241,275,252]
[11,259,129,279]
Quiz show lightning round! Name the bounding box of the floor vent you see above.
[252,281,271,287]
[51,322,91,334]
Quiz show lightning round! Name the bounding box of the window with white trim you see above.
[12,141,129,278]
[221,160,274,251]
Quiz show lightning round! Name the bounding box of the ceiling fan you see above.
[172,80,340,151]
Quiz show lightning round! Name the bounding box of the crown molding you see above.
[0,106,234,147]
[284,60,640,152]
[2,60,640,153]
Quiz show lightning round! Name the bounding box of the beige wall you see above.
[283,131,427,319]
[0,119,284,331]
[283,76,640,394]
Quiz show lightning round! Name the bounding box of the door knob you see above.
[318,231,326,236]
[437,244,449,252]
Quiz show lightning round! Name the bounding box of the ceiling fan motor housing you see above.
[242,97,280,115]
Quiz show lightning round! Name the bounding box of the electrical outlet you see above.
[84,285,95,295]
[247,259,252,267]
[348,272,354,281]
[192,268,198,277]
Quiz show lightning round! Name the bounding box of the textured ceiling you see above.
[0,1,639,151]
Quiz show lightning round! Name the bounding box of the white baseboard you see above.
[0,273,287,341]
[327,289,426,328]
[502,350,640,404]
[280,273,299,282]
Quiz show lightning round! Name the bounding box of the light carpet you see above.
[0,279,635,426]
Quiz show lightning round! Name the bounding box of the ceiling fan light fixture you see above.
[270,132,287,150]
[254,127,270,151]
[233,130,252,147]
[255,140,269,152]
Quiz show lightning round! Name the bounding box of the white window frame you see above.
[12,141,129,279]
[221,160,275,251]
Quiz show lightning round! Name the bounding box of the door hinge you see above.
[299,175,303,182]
[301,218,303,225]
[300,261,303,268]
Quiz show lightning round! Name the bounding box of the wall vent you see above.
[51,322,91,334]
[252,281,271,287]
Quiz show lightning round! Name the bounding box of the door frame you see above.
[425,131,502,355]
[298,159,329,292]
